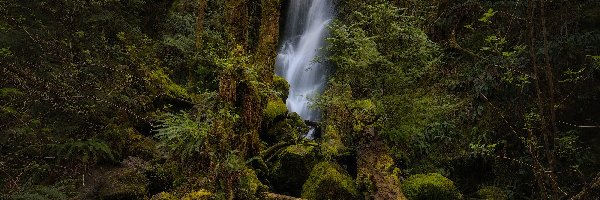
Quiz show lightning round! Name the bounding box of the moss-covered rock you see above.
[401,173,462,200]
[476,186,507,200]
[272,75,289,101]
[270,144,318,196]
[264,98,288,123]
[301,162,358,200]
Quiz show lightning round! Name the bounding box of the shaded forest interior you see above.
[1,0,600,199]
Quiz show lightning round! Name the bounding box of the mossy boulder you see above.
[272,75,289,101]
[264,98,288,123]
[270,144,318,196]
[476,186,507,200]
[301,162,358,200]
[401,173,462,200]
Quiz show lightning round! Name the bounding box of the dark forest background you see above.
[1,0,600,199]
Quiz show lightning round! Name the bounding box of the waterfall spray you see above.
[275,0,333,138]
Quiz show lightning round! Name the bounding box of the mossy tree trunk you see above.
[255,0,281,84]
[225,0,249,49]
[357,127,407,200]
[195,0,207,49]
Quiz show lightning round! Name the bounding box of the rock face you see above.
[270,144,318,196]
[301,162,358,200]
[401,173,463,200]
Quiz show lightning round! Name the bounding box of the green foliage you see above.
[50,139,115,164]
[301,162,358,200]
[154,112,210,161]
[401,173,462,200]
[182,189,213,200]
[266,112,308,143]
[478,8,497,24]
[10,185,67,200]
[9,179,77,200]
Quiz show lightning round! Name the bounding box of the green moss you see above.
[272,75,289,101]
[182,189,213,200]
[270,145,317,196]
[301,162,358,200]
[319,124,347,159]
[401,173,462,200]
[476,186,507,200]
[150,68,189,98]
[263,98,288,123]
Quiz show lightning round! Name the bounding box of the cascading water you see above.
[275,0,333,137]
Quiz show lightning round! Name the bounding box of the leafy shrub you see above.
[401,173,462,200]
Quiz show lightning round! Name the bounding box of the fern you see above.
[154,112,210,161]
[49,139,115,164]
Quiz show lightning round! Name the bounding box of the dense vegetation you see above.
[1,0,599,199]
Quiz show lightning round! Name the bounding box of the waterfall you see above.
[275,0,332,138]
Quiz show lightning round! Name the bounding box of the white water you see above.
[275,0,332,137]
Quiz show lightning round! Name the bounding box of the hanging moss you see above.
[401,173,462,200]
[301,162,359,200]
[270,144,318,196]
